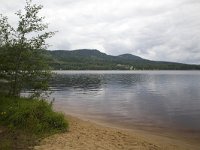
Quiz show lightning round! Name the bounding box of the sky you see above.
[1,0,200,64]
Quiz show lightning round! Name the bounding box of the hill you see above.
[44,49,200,70]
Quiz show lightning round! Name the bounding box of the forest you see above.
[45,49,200,70]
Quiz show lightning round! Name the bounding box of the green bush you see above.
[0,96,68,135]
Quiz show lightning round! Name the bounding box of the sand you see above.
[34,115,200,150]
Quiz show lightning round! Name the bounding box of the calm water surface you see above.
[50,71,200,132]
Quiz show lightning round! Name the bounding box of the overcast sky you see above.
[1,0,200,64]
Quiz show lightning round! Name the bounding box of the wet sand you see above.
[34,114,200,150]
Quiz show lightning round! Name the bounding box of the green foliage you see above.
[0,95,68,135]
[0,0,55,97]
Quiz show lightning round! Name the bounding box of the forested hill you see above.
[44,49,200,70]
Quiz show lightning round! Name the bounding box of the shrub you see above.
[0,96,68,135]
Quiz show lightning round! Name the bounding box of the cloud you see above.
[1,0,200,64]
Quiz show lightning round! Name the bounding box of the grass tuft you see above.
[0,95,68,135]
[0,95,68,149]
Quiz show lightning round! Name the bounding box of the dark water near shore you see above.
[50,71,200,132]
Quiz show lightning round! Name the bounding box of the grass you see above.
[0,95,68,149]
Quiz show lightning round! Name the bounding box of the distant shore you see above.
[34,114,200,150]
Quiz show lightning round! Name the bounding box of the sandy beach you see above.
[34,114,200,150]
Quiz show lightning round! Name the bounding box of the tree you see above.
[0,0,55,97]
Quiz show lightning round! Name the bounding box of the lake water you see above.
[50,70,200,132]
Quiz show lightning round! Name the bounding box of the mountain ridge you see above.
[45,49,200,70]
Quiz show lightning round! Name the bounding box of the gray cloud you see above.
[1,0,200,64]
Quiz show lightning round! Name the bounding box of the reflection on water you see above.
[50,71,200,131]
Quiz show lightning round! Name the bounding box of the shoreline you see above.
[71,112,200,144]
[34,114,200,150]
[53,107,200,144]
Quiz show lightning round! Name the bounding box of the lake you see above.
[50,70,200,132]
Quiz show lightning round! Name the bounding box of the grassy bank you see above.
[0,95,68,149]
